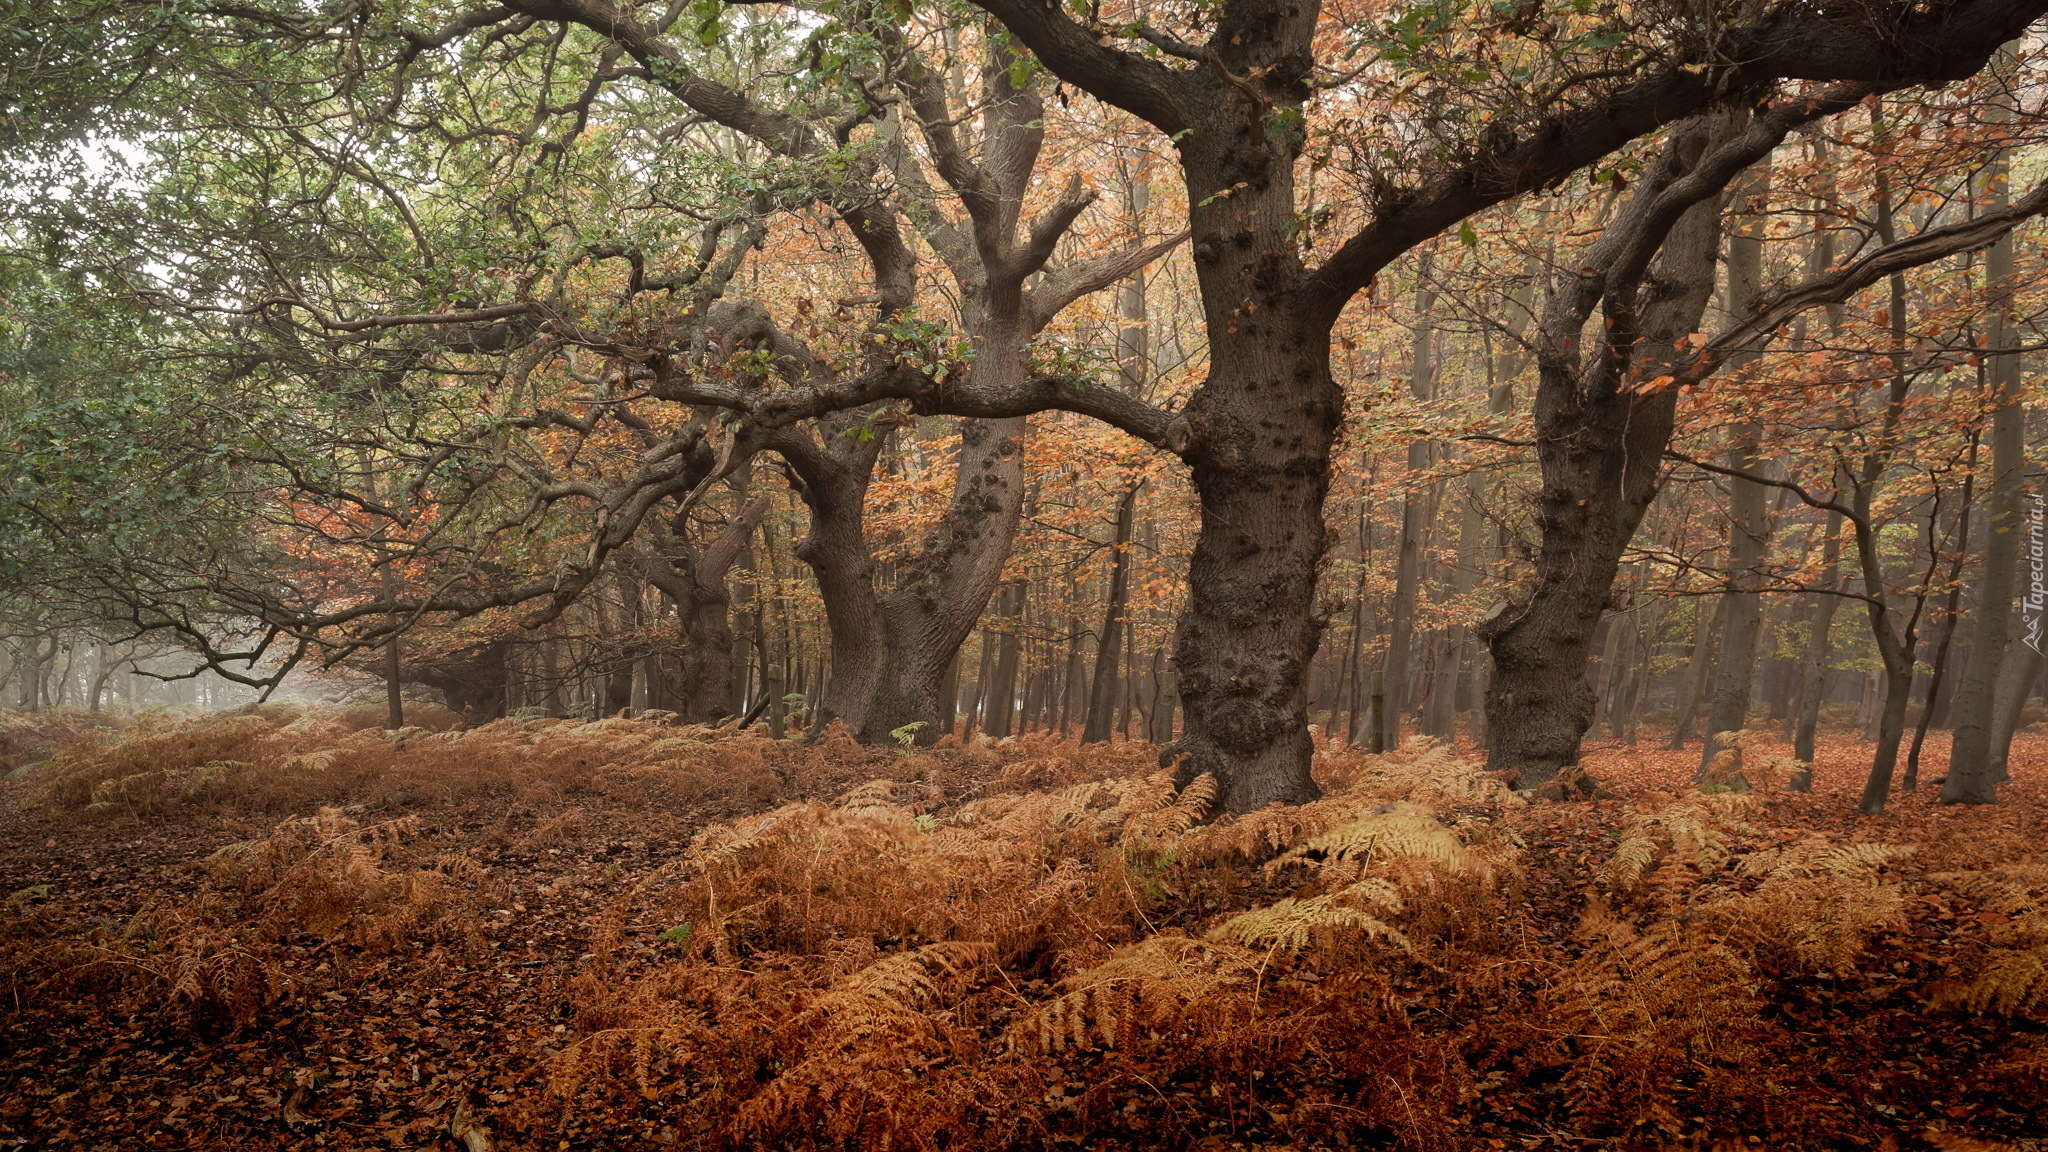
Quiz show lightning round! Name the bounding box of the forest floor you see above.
[0,709,2043,1152]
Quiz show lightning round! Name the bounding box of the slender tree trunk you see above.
[965,634,992,738]
[1339,537,1369,746]
[541,631,563,718]
[52,642,75,710]
[366,454,405,729]
[1349,598,1379,747]
[1621,605,1658,745]
[1442,482,1483,741]
[1384,262,1436,746]
[1589,614,1621,739]
[1792,511,1845,772]
[1084,483,1141,743]
[1989,625,2042,782]
[1698,459,1765,776]
[597,574,635,719]
[1857,127,1932,814]
[983,583,1025,739]
[1775,150,1839,789]
[1118,607,1137,739]
[87,644,113,713]
[1058,608,1085,737]
[1908,461,1976,788]
[1946,139,2024,804]
[1699,166,1773,781]
[1367,669,1387,754]
[938,651,961,737]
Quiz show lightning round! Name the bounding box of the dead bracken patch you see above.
[2,709,2044,1150]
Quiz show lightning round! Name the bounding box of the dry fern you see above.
[734,942,993,1149]
[1938,946,2048,1018]
[1007,934,1261,1055]
[1603,795,1762,892]
[1264,801,1485,882]
[1207,879,1410,956]
[1926,862,2048,1019]
[1545,910,1766,1132]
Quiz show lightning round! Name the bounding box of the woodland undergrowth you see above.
[1,709,2045,1151]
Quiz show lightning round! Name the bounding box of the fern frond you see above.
[1603,798,1764,892]
[1939,945,2048,1019]
[1265,803,1480,880]
[1007,935,1261,1055]
[1124,773,1217,841]
[1206,880,1410,955]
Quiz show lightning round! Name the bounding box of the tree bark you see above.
[1084,483,1141,743]
[1699,165,1773,782]
[1907,460,1976,789]
[1384,261,1437,746]
[1792,511,1845,770]
[1946,132,2024,804]
[631,494,773,724]
[1484,117,1737,792]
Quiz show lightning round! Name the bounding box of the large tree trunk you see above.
[632,494,773,724]
[1137,0,1340,810]
[1167,324,1336,809]
[1481,374,1685,790]
[741,52,1144,749]
[1482,120,1734,792]
[860,414,1032,744]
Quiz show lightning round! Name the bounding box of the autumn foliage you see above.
[0,712,2042,1150]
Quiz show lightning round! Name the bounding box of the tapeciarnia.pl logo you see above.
[2027,490,2046,655]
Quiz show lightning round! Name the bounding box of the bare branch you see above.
[1010,173,1098,281]
[1024,231,1190,333]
